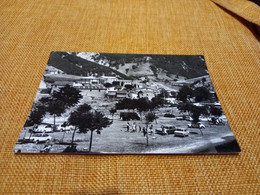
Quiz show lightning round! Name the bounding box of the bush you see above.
[164,113,175,118]
[132,65,137,69]
[120,112,140,121]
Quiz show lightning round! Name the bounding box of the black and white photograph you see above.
[13,51,241,154]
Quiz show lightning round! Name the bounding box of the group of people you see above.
[126,121,154,137]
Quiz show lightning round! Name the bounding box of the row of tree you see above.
[25,85,111,152]
[177,85,212,102]
[114,96,160,146]
[177,85,222,123]
[115,96,164,119]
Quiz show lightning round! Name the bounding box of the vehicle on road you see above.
[24,133,52,144]
[174,128,189,137]
[187,122,205,129]
[156,125,176,135]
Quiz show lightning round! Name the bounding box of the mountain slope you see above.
[90,53,208,79]
[47,52,132,79]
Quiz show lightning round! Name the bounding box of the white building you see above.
[100,76,118,84]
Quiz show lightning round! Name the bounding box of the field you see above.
[13,112,238,154]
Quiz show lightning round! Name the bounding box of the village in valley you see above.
[13,52,240,154]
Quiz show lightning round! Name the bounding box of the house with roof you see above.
[116,90,128,98]
[106,87,117,98]
[100,76,118,84]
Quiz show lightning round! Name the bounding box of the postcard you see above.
[13,51,241,154]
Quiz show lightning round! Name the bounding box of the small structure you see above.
[100,76,118,84]
[116,90,128,98]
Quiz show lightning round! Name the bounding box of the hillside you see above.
[47,52,132,79]
[89,53,208,79]
[150,55,208,79]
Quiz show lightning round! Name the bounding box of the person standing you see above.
[132,122,136,132]
[149,125,154,135]
[126,122,130,132]
[143,127,146,137]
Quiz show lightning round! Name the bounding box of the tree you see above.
[177,103,208,122]
[47,100,66,128]
[115,98,136,110]
[177,85,194,102]
[109,108,117,122]
[158,88,169,98]
[39,85,83,128]
[170,91,177,98]
[136,98,152,120]
[25,105,46,127]
[178,103,208,136]
[52,84,82,108]
[104,83,112,88]
[210,106,222,117]
[24,105,46,139]
[124,84,134,90]
[177,102,193,116]
[76,104,91,113]
[151,95,164,109]
[201,78,206,86]
[132,65,137,69]
[86,111,111,152]
[145,112,158,146]
[112,81,120,86]
[68,104,112,152]
[189,106,208,123]
[39,97,51,104]
[194,87,210,102]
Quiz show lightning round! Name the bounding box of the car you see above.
[156,125,176,135]
[176,116,184,120]
[24,133,52,144]
[199,116,210,122]
[187,122,205,129]
[185,116,193,121]
[174,128,189,137]
[33,124,53,133]
[60,124,74,131]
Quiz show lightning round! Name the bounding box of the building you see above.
[116,90,128,98]
[100,76,118,84]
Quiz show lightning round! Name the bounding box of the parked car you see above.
[208,117,225,126]
[33,124,53,133]
[199,116,210,122]
[176,116,184,120]
[187,122,205,129]
[156,125,176,135]
[24,133,52,144]
[185,116,193,121]
[60,124,74,131]
[174,128,189,137]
